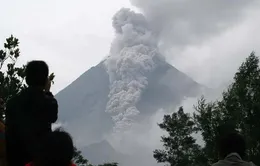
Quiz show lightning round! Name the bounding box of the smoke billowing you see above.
[130,0,257,52]
[105,8,163,132]
[104,0,258,132]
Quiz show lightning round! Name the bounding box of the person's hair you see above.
[218,132,246,159]
[25,61,49,87]
[35,128,74,166]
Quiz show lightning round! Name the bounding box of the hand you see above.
[44,78,51,92]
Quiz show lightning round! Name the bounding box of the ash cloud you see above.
[103,1,260,165]
[104,0,258,133]
[130,0,257,50]
[105,8,163,132]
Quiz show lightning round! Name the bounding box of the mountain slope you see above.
[55,58,202,146]
[56,62,112,144]
[81,140,126,165]
[81,140,161,166]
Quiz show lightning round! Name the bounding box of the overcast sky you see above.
[0,0,133,93]
[1,0,260,94]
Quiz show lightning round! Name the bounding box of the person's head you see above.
[25,61,49,88]
[35,128,74,166]
[218,132,246,159]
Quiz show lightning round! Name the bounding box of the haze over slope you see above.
[56,56,201,145]
[55,1,258,165]
[56,8,202,146]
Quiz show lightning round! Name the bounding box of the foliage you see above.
[0,35,26,121]
[73,147,93,166]
[73,147,118,166]
[154,52,260,166]
[154,107,204,166]
[193,97,223,164]
[218,52,260,162]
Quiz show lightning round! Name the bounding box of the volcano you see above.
[55,57,202,163]
[55,8,203,166]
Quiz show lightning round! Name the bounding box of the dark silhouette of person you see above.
[5,61,58,166]
[25,129,76,166]
[213,131,256,166]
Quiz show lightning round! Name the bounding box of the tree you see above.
[0,35,26,120]
[155,52,260,166]
[73,147,118,166]
[218,52,260,163]
[195,52,260,164]
[154,107,204,166]
[193,97,223,164]
[73,147,93,166]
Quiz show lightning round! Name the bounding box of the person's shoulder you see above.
[45,91,54,97]
[44,91,57,102]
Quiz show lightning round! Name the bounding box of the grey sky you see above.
[132,0,258,46]
[131,0,260,88]
[0,0,132,93]
[1,0,260,95]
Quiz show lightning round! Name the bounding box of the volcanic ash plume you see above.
[130,0,257,50]
[104,8,162,132]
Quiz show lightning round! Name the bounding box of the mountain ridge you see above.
[55,58,203,165]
